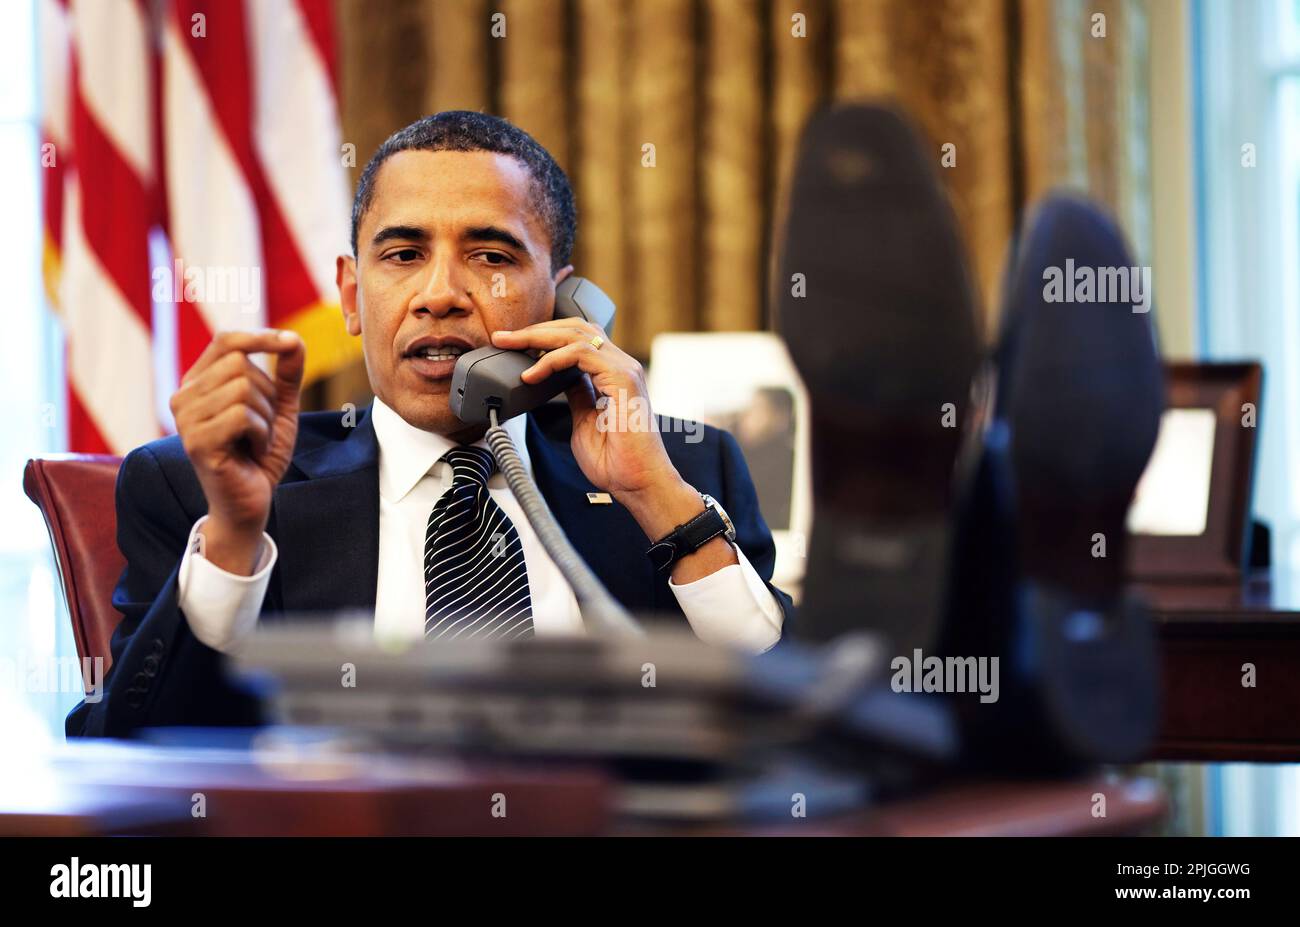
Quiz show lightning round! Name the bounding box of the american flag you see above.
[39,0,356,455]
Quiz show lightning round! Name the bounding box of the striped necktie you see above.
[424,445,535,640]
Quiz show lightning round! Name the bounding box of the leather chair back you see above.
[23,455,125,677]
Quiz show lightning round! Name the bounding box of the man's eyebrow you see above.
[463,225,529,254]
[370,225,430,247]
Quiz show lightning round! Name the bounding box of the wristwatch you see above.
[646,493,737,573]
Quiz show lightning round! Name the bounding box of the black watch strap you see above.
[646,502,729,573]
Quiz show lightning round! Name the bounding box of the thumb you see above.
[271,331,306,403]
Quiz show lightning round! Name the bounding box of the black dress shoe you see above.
[776,103,981,654]
[946,192,1165,770]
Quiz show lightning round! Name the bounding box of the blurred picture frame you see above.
[646,333,811,602]
[1127,361,1264,582]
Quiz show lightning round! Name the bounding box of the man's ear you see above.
[553,264,575,287]
[337,254,361,337]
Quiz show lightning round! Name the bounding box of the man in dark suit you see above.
[69,111,791,738]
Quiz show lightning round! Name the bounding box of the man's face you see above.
[338,149,571,437]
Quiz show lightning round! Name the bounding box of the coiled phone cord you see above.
[486,407,644,637]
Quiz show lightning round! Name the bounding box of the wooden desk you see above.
[2,741,611,836]
[0,741,1165,837]
[627,775,1166,836]
[1142,571,1300,761]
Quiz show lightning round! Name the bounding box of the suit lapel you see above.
[524,408,657,612]
[268,409,380,615]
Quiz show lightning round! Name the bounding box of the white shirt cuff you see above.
[667,543,784,653]
[177,515,277,653]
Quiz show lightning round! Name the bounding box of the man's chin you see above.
[388,391,460,435]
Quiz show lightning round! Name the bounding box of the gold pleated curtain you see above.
[328,0,1151,401]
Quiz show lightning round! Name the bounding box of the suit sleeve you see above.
[715,428,797,639]
[65,446,263,738]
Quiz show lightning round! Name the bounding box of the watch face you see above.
[702,493,737,541]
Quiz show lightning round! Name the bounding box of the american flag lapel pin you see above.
[586,492,613,504]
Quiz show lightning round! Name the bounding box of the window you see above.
[0,0,79,744]
[1195,0,1300,837]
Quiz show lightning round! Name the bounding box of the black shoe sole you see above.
[776,104,981,653]
[977,193,1165,767]
[1001,193,1164,604]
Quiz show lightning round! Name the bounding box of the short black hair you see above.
[350,111,576,271]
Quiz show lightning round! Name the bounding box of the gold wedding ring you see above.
[589,335,605,350]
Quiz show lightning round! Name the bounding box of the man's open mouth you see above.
[409,345,468,362]
[403,337,477,381]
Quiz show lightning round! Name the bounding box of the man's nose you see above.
[409,251,472,318]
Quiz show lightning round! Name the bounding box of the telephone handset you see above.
[449,276,617,424]
[447,274,640,636]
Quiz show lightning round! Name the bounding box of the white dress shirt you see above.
[178,398,784,654]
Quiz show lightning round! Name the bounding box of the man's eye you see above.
[386,248,421,263]
[477,252,512,265]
